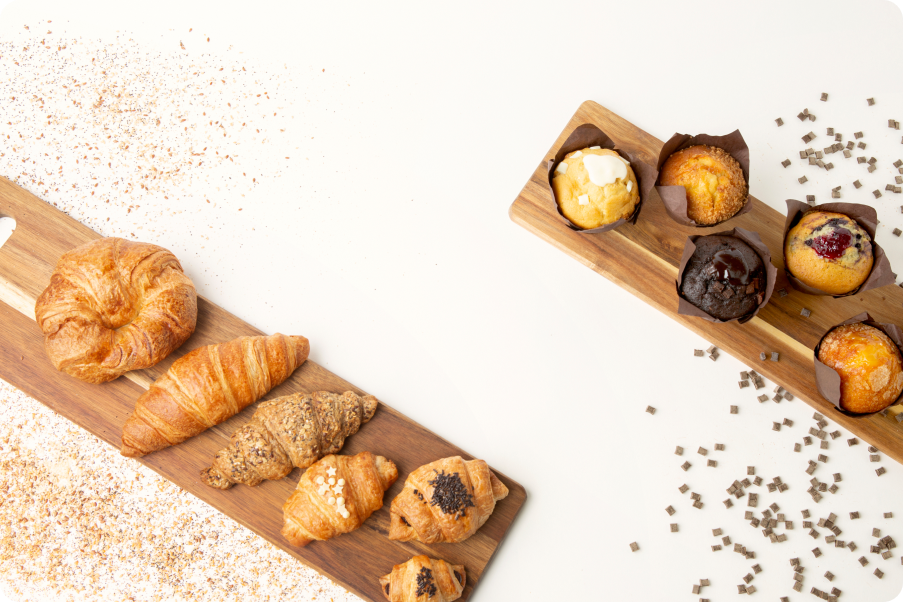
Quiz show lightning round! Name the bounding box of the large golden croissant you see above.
[120,333,310,457]
[281,451,398,547]
[388,456,508,544]
[379,556,466,602]
[200,391,378,489]
[35,237,197,383]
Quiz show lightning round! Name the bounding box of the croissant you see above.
[120,333,310,457]
[388,456,508,544]
[35,237,197,384]
[200,391,378,489]
[281,451,398,547]
[379,556,466,602]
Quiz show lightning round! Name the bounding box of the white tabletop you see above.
[1,1,903,600]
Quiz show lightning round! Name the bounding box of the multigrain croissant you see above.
[120,333,310,457]
[200,391,378,489]
[281,452,397,547]
[389,456,508,544]
[379,556,466,602]
[35,237,197,383]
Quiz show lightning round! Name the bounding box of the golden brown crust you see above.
[35,237,197,383]
[119,333,310,457]
[660,145,747,225]
[819,323,903,414]
[379,555,466,602]
[200,391,378,489]
[552,147,639,229]
[784,211,873,295]
[388,456,508,544]
[280,452,397,547]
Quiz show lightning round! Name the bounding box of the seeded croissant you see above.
[282,451,398,547]
[120,333,310,457]
[388,456,508,544]
[200,391,378,489]
[379,555,466,602]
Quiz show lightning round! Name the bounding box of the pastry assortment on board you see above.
[32,235,511,596]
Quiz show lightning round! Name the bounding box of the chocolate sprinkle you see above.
[415,566,438,598]
[428,470,475,519]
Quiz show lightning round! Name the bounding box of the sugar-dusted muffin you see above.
[784,211,873,295]
[552,147,640,229]
[680,235,766,321]
[659,145,747,225]
[819,323,903,414]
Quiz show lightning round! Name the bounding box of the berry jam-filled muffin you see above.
[659,145,748,225]
[819,322,903,414]
[784,211,873,295]
[551,147,640,229]
[680,235,766,321]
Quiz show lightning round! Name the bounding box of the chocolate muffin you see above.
[680,235,766,321]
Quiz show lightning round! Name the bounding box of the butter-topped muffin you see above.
[784,211,873,295]
[552,147,640,229]
[660,145,747,225]
[819,322,903,413]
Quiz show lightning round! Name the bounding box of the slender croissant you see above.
[200,391,378,489]
[120,333,310,457]
[281,451,398,547]
[389,456,508,544]
[379,556,466,602]
[35,237,197,384]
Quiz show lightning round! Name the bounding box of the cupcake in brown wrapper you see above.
[783,200,896,297]
[547,123,658,234]
[676,227,777,324]
[655,131,752,228]
[814,313,903,416]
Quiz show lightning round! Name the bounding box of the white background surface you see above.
[1,0,903,600]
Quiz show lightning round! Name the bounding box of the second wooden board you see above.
[509,100,903,464]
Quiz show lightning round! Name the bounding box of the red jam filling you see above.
[805,228,851,259]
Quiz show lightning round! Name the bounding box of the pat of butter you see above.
[588,146,601,149]
[578,194,589,205]
[583,154,628,187]
[555,162,568,175]
[571,150,583,158]
[627,180,633,193]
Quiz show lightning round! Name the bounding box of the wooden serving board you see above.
[0,176,526,602]
[509,100,903,465]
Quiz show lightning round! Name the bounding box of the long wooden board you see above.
[509,100,903,464]
[0,175,525,602]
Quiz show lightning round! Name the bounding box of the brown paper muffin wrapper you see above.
[675,227,777,324]
[655,131,752,228]
[782,199,896,297]
[813,312,903,416]
[546,123,658,234]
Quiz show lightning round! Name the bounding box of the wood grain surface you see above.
[509,100,903,465]
[0,175,525,602]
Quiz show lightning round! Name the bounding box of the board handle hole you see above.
[0,216,17,250]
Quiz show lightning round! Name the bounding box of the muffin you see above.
[784,211,873,295]
[659,145,747,225]
[552,147,640,229]
[680,235,766,321]
[818,323,903,414]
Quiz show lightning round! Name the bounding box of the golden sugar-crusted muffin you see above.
[819,323,903,414]
[659,145,747,225]
[784,211,873,295]
[552,147,639,229]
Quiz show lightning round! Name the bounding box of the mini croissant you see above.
[201,391,378,489]
[379,556,466,602]
[389,456,508,544]
[282,451,398,547]
[120,333,310,457]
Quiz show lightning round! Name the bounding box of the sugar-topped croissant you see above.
[200,391,378,489]
[379,556,466,602]
[120,333,310,457]
[388,456,508,544]
[282,451,398,547]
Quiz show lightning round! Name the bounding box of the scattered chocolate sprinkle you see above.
[771,352,780,361]
[428,470,475,519]
[681,461,691,472]
[730,405,739,414]
[629,541,639,552]
[693,349,704,357]
[875,568,884,579]
[645,406,656,415]
[781,158,791,168]
[876,467,887,476]
[707,459,717,467]
[794,443,802,452]
[670,523,678,532]
[776,117,784,126]
[867,98,876,106]
[415,566,437,599]
[799,176,808,184]
[848,438,858,446]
